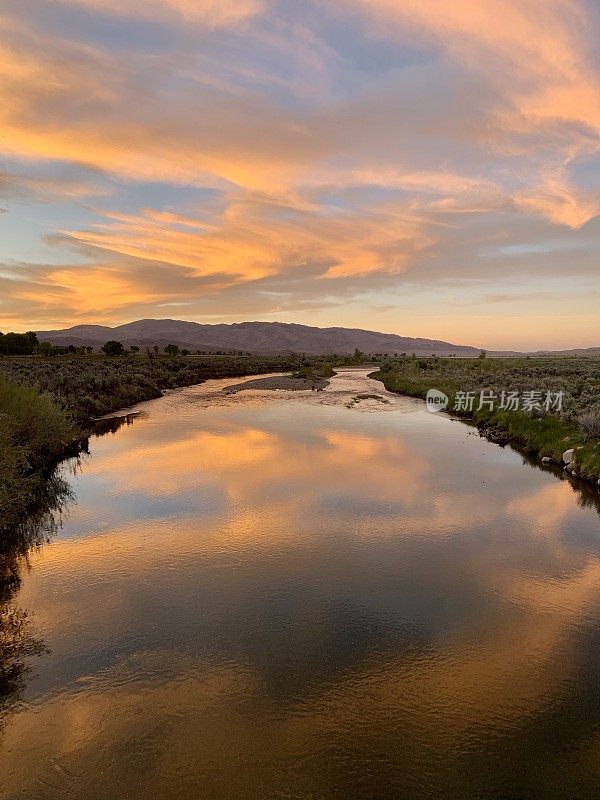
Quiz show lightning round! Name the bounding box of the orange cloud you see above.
[1,0,599,336]
[337,0,600,227]
[514,171,600,229]
[0,22,325,192]
[42,266,165,313]
[63,197,434,282]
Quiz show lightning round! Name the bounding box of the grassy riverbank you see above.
[0,354,303,422]
[0,354,307,532]
[0,376,76,536]
[373,357,600,483]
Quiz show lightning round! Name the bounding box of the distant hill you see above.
[530,347,600,358]
[37,319,483,356]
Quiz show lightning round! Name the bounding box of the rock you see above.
[562,448,575,464]
[571,471,578,477]
[484,428,510,446]
[541,456,551,464]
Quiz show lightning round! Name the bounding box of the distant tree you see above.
[0,330,39,355]
[101,340,125,357]
[86,346,94,354]
[25,332,39,352]
[129,345,140,354]
[37,341,54,357]
[181,349,190,356]
[164,344,180,357]
[479,349,487,359]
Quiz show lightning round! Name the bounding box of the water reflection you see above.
[0,418,135,724]
[0,474,72,734]
[1,372,600,799]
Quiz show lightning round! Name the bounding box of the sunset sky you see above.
[1,0,599,349]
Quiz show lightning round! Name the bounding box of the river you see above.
[1,369,600,799]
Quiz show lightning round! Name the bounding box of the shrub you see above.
[0,377,74,469]
[579,411,600,439]
[0,376,76,534]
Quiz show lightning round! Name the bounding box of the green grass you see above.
[0,353,308,532]
[373,357,600,483]
[0,376,76,536]
[0,353,305,422]
[293,363,336,381]
[2,353,598,535]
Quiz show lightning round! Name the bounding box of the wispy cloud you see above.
[0,0,599,346]
[51,0,268,26]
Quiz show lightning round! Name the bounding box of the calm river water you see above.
[2,369,600,799]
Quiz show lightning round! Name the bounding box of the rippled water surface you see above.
[2,369,600,799]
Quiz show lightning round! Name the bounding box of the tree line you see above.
[0,332,250,358]
[0,331,39,355]
[0,331,90,356]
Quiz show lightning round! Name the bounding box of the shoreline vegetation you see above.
[0,376,76,539]
[223,364,335,393]
[0,348,599,539]
[371,357,600,488]
[0,352,313,536]
[0,352,307,423]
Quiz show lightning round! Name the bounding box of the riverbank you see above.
[0,354,307,534]
[0,376,76,539]
[372,358,600,487]
[0,354,304,422]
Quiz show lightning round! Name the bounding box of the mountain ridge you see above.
[37,319,482,355]
[36,319,599,357]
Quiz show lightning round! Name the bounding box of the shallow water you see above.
[2,369,600,799]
